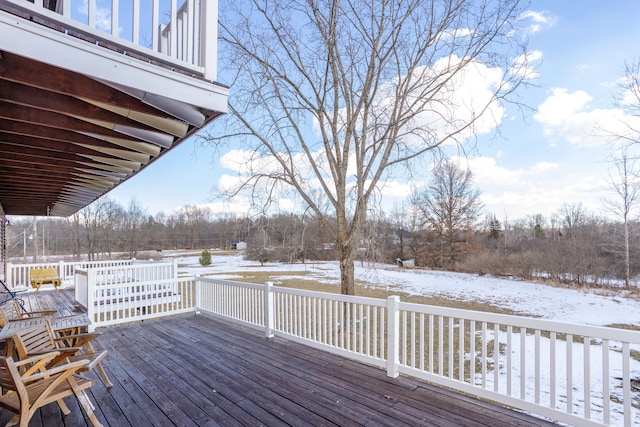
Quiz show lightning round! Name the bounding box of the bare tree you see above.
[208,0,532,294]
[521,213,545,239]
[602,148,640,287]
[555,202,589,239]
[411,160,484,268]
[181,206,212,249]
[79,198,114,261]
[123,199,148,258]
[389,202,420,262]
[615,59,640,137]
[101,200,124,258]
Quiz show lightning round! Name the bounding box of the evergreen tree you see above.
[199,249,212,266]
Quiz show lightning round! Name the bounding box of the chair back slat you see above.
[13,324,57,359]
[4,302,19,319]
[0,358,17,391]
[0,309,9,328]
[12,300,26,316]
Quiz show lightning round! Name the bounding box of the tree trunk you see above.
[624,217,630,288]
[339,243,356,295]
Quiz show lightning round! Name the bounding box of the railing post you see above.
[387,295,400,378]
[6,263,12,288]
[200,0,218,81]
[87,268,96,332]
[194,275,201,313]
[58,260,65,282]
[265,281,274,338]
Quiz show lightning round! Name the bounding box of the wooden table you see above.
[0,314,91,342]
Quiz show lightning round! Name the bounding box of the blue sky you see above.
[107,1,640,222]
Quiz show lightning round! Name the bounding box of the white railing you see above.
[3,0,217,80]
[196,277,266,328]
[77,260,193,329]
[194,278,640,427]
[395,302,640,427]
[6,259,134,289]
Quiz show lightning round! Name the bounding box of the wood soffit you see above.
[0,51,223,217]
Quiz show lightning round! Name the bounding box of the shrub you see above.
[199,249,212,266]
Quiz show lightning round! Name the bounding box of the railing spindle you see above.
[493,323,499,392]
[535,329,541,404]
[507,325,512,396]
[567,334,573,414]
[521,327,526,399]
[550,331,557,409]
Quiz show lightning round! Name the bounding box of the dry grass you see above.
[202,265,640,366]
[204,269,521,316]
[203,266,640,332]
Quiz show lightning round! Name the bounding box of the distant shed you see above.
[396,258,415,268]
[232,241,247,251]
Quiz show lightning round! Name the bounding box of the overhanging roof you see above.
[0,3,227,217]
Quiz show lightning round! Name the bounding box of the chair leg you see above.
[5,413,18,427]
[95,363,113,388]
[83,342,113,388]
[57,398,71,415]
[69,379,102,427]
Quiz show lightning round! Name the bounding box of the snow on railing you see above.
[4,0,217,80]
[5,259,134,289]
[194,278,640,427]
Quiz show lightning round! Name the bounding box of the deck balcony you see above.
[2,260,640,426]
[2,288,558,427]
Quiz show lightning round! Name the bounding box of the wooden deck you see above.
[2,289,559,426]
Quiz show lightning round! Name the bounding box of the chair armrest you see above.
[15,351,61,377]
[27,347,82,359]
[14,351,60,368]
[55,333,101,348]
[20,309,57,317]
[22,359,89,383]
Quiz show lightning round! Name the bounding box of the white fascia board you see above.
[0,12,229,114]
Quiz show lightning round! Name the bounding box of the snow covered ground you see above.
[172,251,640,328]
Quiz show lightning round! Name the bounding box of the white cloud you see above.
[534,88,640,147]
[535,88,593,127]
[445,155,608,219]
[78,0,121,35]
[221,55,514,217]
[215,173,243,193]
[457,156,522,184]
[313,54,507,146]
[440,28,475,41]
[518,10,555,33]
[510,50,543,80]
[453,155,558,186]
[400,56,506,142]
[528,161,558,174]
[197,201,251,218]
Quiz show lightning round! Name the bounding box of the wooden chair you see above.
[11,321,113,388]
[0,307,53,331]
[6,300,89,334]
[10,299,57,319]
[0,352,102,427]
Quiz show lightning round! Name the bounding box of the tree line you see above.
[5,161,639,289]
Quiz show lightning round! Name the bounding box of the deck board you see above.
[0,289,559,426]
